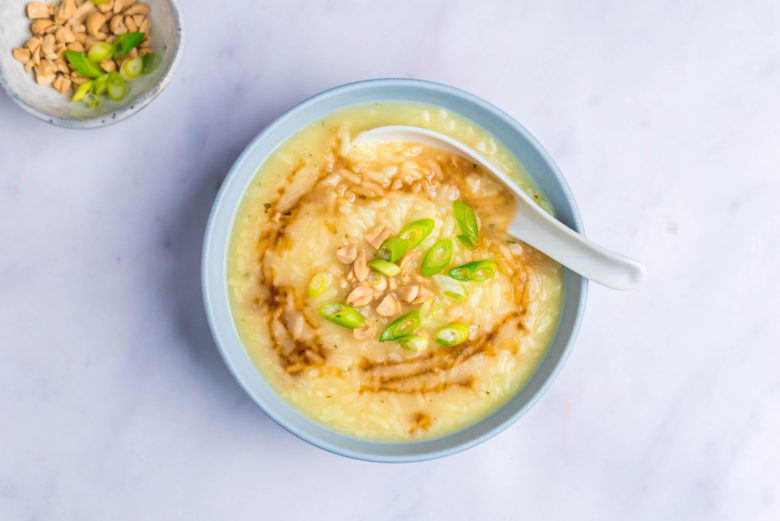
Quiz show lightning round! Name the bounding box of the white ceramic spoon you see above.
[354,125,647,290]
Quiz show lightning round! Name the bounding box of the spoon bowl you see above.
[355,125,647,290]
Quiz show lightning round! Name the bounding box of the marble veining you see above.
[0,0,778,519]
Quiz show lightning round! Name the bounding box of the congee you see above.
[228,103,564,441]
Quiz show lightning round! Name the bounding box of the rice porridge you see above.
[227,103,564,441]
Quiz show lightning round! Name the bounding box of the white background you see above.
[1,1,779,519]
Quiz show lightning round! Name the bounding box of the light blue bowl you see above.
[202,79,587,462]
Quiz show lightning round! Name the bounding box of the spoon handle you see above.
[509,202,647,290]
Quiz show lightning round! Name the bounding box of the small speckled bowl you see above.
[0,0,183,128]
[202,79,588,462]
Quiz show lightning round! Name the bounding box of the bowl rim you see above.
[202,78,588,462]
[0,0,185,129]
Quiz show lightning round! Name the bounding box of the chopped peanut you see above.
[86,12,107,37]
[26,2,50,19]
[95,1,114,14]
[57,0,75,19]
[125,2,149,15]
[125,15,137,32]
[31,19,53,35]
[412,287,435,305]
[376,295,401,317]
[73,1,96,22]
[352,319,375,340]
[55,26,75,43]
[366,271,387,292]
[397,285,420,304]
[114,0,134,14]
[363,225,389,250]
[12,48,31,64]
[109,13,126,34]
[336,245,357,264]
[99,59,116,72]
[353,249,369,282]
[25,36,42,52]
[33,61,55,85]
[398,250,417,280]
[346,283,373,307]
[41,34,56,60]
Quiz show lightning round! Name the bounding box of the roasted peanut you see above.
[336,245,357,264]
[26,2,50,19]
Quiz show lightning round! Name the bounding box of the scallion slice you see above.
[435,323,470,346]
[83,92,101,109]
[419,297,438,327]
[64,50,104,78]
[318,303,365,329]
[398,218,435,248]
[379,311,421,342]
[307,272,331,298]
[421,239,452,276]
[87,41,114,63]
[368,258,401,277]
[432,274,468,302]
[377,237,410,263]
[120,56,143,80]
[106,72,126,101]
[71,80,93,102]
[398,335,428,353]
[454,200,479,249]
[142,52,161,74]
[449,260,497,281]
[92,74,108,94]
[113,32,145,59]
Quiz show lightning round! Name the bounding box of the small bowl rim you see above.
[202,78,588,462]
[0,0,184,129]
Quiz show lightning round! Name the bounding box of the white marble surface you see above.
[1,1,778,519]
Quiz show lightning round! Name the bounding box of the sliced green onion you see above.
[120,56,143,80]
[421,239,452,276]
[432,274,468,302]
[83,92,101,109]
[87,42,114,63]
[142,52,161,73]
[419,297,438,327]
[64,50,104,78]
[106,72,126,101]
[454,200,479,249]
[449,260,498,281]
[399,335,428,353]
[113,32,146,59]
[71,80,93,102]
[379,311,421,342]
[368,258,401,277]
[398,218,435,248]
[92,74,108,94]
[435,323,470,346]
[318,303,365,329]
[307,272,331,298]
[377,237,410,263]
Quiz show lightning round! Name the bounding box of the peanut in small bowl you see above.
[0,0,184,129]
